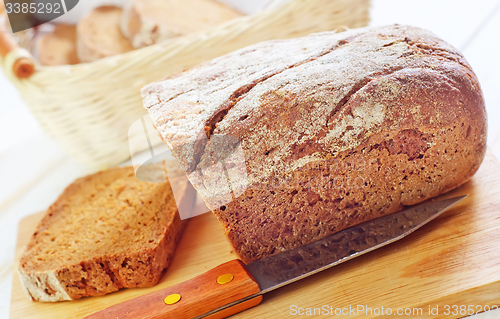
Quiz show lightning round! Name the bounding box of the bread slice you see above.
[142,25,487,263]
[18,164,193,302]
[37,24,79,66]
[77,6,133,63]
[121,0,242,48]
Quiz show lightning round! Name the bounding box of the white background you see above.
[1,0,500,318]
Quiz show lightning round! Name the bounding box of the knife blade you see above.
[85,195,467,319]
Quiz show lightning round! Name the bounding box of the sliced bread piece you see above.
[18,164,193,302]
[38,24,79,66]
[77,5,133,63]
[121,0,243,48]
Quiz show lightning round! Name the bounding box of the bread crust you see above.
[19,166,191,301]
[121,0,242,48]
[37,24,79,66]
[77,6,133,63]
[142,25,487,262]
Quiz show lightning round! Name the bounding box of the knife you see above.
[85,195,467,319]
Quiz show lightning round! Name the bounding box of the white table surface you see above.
[1,0,500,318]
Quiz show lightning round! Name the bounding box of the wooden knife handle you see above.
[85,259,262,319]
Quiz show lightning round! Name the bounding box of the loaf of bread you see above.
[121,0,242,48]
[18,165,193,302]
[142,25,487,263]
[37,24,79,66]
[77,6,133,63]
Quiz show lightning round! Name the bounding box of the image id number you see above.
[5,2,61,14]
[444,304,499,316]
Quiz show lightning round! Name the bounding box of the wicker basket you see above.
[0,0,370,168]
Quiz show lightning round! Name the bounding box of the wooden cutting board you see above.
[10,149,500,319]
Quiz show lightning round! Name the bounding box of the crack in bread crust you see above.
[205,35,357,137]
[194,36,358,170]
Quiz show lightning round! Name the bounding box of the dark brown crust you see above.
[216,63,486,262]
[204,36,355,139]
[218,123,485,262]
[142,25,487,263]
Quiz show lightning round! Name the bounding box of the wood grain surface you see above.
[10,149,500,319]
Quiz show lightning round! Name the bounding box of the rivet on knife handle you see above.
[84,259,262,319]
